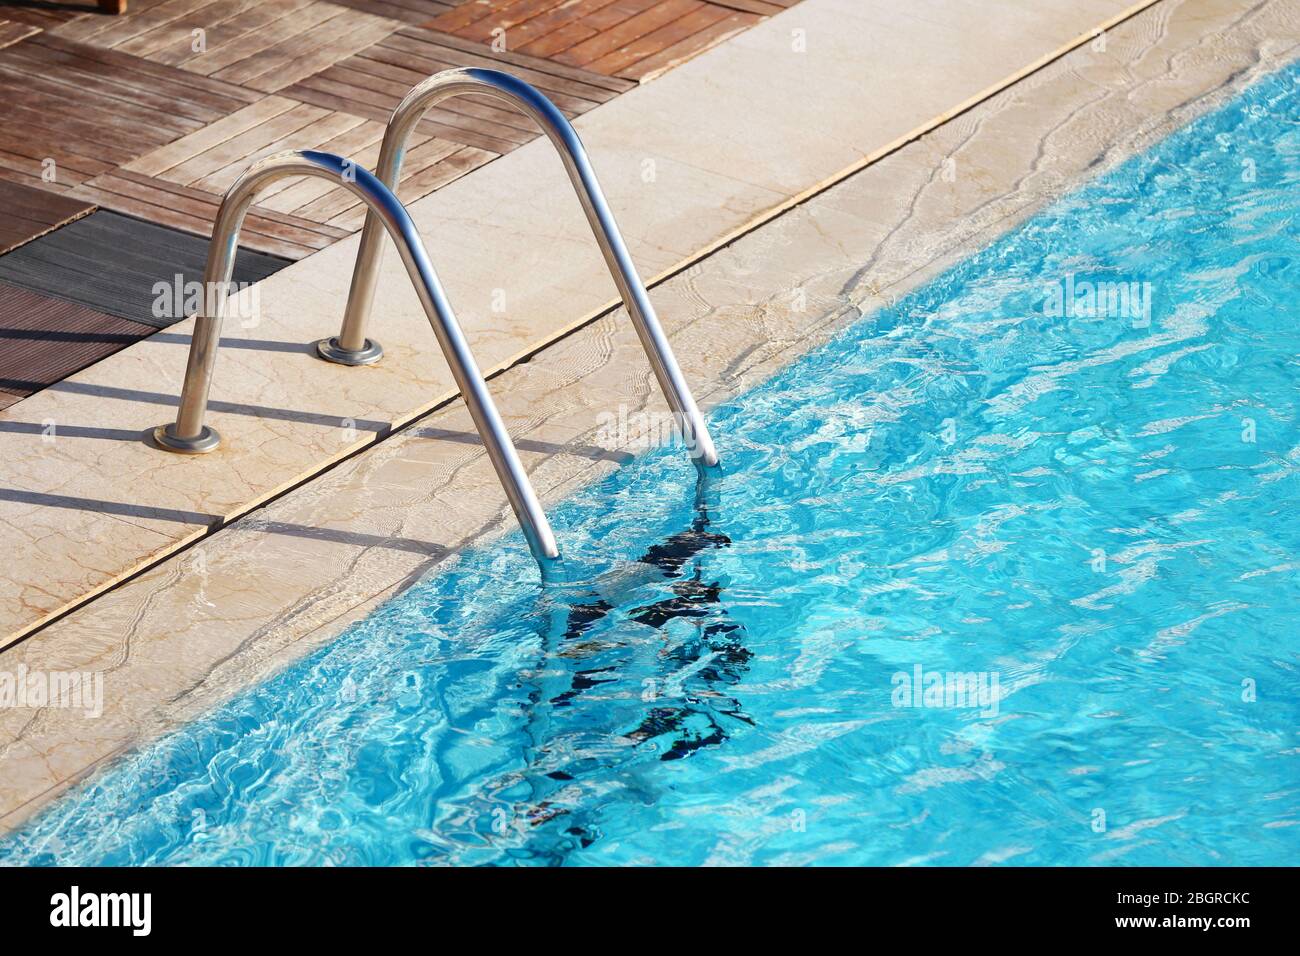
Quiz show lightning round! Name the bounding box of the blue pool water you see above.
[5,63,1299,867]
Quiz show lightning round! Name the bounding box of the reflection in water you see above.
[482,471,754,861]
[11,63,1299,867]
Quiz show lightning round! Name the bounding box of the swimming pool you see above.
[4,61,1298,867]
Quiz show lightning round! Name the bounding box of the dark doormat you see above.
[0,209,289,329]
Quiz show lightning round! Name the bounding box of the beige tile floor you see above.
[1,0,1294,837]
[0,0,1162,647]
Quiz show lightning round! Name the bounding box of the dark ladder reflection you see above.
[554,468,752,755]
[496,469,753,860]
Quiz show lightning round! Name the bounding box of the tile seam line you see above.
[0,0,1167,654]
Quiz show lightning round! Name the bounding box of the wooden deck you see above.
[0,0,794,259]
[0,32,261,189]
[424,0,786,82]
[0,0,795,400]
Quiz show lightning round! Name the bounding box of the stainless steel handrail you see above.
[324,67,719,469]
[151,149,561,575]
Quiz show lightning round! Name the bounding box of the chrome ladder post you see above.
[327,67,719,470]
[153,149,561,576]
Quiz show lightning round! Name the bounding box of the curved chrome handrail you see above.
[327,67,719,469]
[152,149,561,575]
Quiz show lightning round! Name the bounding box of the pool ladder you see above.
[153,69,718,578]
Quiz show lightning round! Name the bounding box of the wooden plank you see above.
[0,64,198,142]
[0,65,235,169]
[0,6,87,29]
[0,152,104,192]
[154,0,315,66]
[33,32,260,109]
[0,154,89,192]
[285,74,522,154]
[0,181,95,236]
[0,38,233,127]
[192,109,368,194]
[237,13,401,94]
[0,72,183,157]
[0,180,96,256]
[325,146,493,230]
[210,6,397,91]
[184,0,342,76]
[382,30,626,106]
[109,169,350,239]
[515,0,660,58]
[0,108,129,172]
[456,0,570,44]
[332,0,461,25]
[331,56,544,137]
[395,26,635,94]
[75,171,345,260]
[253,118,387,210]
[708,0,784,14]
[587,2,732,75]
[73,0,218,50]
[116,0,265,60]
[0,20,41,50]
[154,102,330,186]
[554,0,701,68]
[425,0,507,33]
[616,9,754,80]
[305,60,540,142]
[292,133,458,221]
[495,0,629,54]
[49,0,174,42]
[123,96,302,176]
[391,143,495,197]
